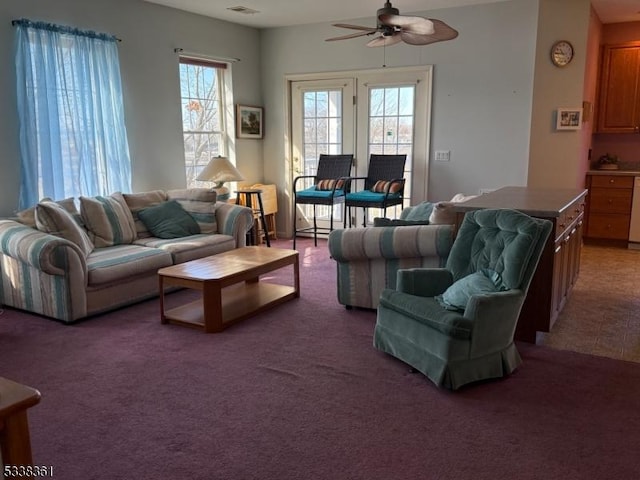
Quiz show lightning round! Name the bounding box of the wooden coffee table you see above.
[158,247,299,333]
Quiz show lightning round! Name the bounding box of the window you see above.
[179,57,228,188]
[13,19,132,208]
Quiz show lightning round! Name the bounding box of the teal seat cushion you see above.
[379,289,473,339]
[436,268,506,311]
[138,200,201,239]
[401,201,434,221]
[296,187,345,199]
[346,190,402,202]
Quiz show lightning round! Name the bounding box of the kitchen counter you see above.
[587,170,640,176]
[454,186,587,218]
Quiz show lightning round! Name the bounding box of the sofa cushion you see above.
[401,201,434,221]
[35,201,94,257]
[373,218,430,227]
[122,190,168,239]
[86,244,173,286]
[16,197,80,228]
[166,188,218,234]
[133,234,236,264]
[137,200,200,239]
[80,193,137,247]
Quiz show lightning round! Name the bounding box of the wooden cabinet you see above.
[454,187,587,343]
[596,42,640,134]
[585,174,633,241]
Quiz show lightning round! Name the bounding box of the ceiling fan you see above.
[326,1,458,47]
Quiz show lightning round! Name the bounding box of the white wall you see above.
[260,0,539,235]
[0,0,262,216]
[527,0,592,189]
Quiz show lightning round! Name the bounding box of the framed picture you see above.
[556,108,583,130]
[236,105,264,139]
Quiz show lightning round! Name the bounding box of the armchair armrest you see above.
[328,224,453,262]
[396,268,453,297]
[214,203,254,247]
[0,220,86,276]
[293,175,316,193]
[464,290,525,356]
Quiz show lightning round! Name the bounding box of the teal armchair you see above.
[373,209,552,390]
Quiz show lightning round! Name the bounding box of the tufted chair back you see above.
[446,209,550,290]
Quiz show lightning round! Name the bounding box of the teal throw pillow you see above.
[402,201,434,221]
[436,268,506,311]
[373,218,430,227]
[138,200,201,239]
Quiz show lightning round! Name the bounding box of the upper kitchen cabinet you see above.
[596,41,640,134]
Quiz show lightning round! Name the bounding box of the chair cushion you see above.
[346,190,401,202]
[316,179,345,191]
[372,180,402,193]
[296,187,345,199]
[80,193,137,247]
[166,188,218,234]
[138,200,201,239]
[379,289,473,340]
[436,268,506,311]
[35,201,94,257]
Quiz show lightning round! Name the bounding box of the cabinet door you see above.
[597,43,640,133]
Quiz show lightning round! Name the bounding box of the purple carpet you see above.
[1,238,640,480]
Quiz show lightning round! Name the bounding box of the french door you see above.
[289,66,431,232]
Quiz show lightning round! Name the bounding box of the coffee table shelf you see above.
[163,282,297,330]
[159,247,299,333]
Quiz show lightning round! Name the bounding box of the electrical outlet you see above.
[435,150,450,162]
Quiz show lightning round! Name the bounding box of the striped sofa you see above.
[0,189,254,323]
[328,222,454,310]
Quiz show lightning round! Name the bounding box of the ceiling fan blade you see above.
[379,14,434,35]
[332,23,378,31]
[326,30,376,42]
[367,34,402,48]
[400,19,459,45]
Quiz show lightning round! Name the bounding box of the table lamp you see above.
[196,156,245,202]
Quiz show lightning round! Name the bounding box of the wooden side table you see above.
[0,377,41,473]
[236,188,271,247]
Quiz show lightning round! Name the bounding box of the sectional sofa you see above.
[0,189,253,323]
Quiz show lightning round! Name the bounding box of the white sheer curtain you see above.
[14,19,131,208]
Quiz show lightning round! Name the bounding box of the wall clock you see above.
[551,40,574,67]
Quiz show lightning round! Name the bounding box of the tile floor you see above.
[537,243,640,362]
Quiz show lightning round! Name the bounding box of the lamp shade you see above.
[196,156,245,185]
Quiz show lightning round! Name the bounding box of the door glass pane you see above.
[367,85,415,222]
[301,89,343,221]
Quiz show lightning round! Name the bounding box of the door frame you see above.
[284,65,433,234]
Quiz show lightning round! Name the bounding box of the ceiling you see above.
[141,0,640,28]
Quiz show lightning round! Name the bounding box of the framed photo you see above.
[236,105,263,139]
[556,108,583,130]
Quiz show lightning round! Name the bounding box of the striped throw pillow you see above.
[166,188,218,234]
[372,180,402,193]
[35,201,94,257]
[316,179,345,191]
[80,193,137,247]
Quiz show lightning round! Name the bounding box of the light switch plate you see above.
[435,150,450,162]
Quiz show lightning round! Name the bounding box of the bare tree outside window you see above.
[179,58,227,188]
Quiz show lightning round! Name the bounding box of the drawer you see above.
[589,175,634,189]
[586,213,630,240]
[589,187,633,214]
[556,199,585,238]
